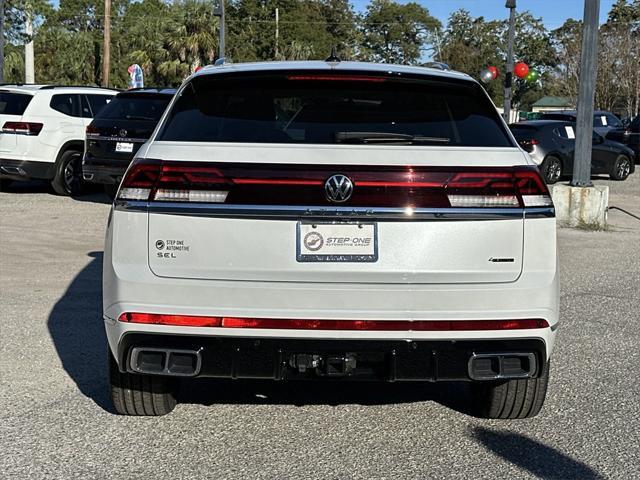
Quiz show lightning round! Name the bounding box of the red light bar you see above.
[119,312,221,327]
[119,313,549,330]
[233,178,324,186]
[287,75,387,83]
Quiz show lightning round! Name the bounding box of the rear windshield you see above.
[0,92,33,115]
[159,71,514,147]
[540,113,575,122]
[509,125,538,141]
[96,95,171,122]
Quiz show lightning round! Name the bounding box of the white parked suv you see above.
[0,85,117,195]
[104,61,559,418]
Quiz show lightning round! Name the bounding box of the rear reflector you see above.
[2,121,43,136]
[119,313,549,330]
[117,159,553,209]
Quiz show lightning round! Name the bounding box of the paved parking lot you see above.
[1,175,639,479]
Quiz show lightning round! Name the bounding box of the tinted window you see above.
[509,125,538,141]
[540,113,575,122]
[593,115,604,127]
[0,92,33,115]
[80,95,92,118]
[87,94,113,117]
[50,94,81,117]
[605,113,621,128]
[631,116,640,131]
[553,125,575,139]
[159,72,513,147]
[96,95,171,122]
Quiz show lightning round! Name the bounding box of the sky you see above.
[46,0,618,28]
[352,0,616,29]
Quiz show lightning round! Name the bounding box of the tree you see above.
[550,19,583,103]
[360,0,440,64]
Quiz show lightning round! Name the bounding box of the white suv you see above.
[0,85,117,195]
[104,61,559,418]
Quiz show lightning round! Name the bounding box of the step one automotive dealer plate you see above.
[296,222,378,262]
[115,142,134,153]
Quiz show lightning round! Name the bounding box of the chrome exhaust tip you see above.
[468,352,537,380]
[129,347,202,377]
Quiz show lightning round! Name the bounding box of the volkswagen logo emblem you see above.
[325,174,354,203]
[119,129,128,138]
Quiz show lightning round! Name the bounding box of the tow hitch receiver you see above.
[290,353,357,377]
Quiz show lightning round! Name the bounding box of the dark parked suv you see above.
[82,88,175,195]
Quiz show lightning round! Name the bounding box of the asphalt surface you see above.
[1,174,639,479]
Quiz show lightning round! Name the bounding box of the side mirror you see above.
[593,134,604,144]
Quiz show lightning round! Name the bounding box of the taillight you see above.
[86,125,100,137]
[2,121,43,136]
[519,138,538,153]
[119,312,549,330]
[117,159,552,208]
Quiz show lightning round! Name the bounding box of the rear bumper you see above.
[0,158,55,181]
[82,155,129,184]
[116,333,547,381]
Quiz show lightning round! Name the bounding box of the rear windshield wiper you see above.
[125,115,156,121]
[335,131,451,145]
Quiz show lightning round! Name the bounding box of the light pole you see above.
[214,0,225,60]
[503,0,516,123]
[572,0,600,187]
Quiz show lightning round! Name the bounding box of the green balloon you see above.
[526,70,539,82]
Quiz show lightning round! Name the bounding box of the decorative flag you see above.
[128,64,144,89]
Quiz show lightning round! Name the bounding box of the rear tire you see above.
[109,350,178,416]
[470,360,550,419]
[541,156,562,184]
[51,150,84,196]
[610,155,631,181]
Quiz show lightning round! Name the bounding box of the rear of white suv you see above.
[0,85,116,194]
[104,62,558,418]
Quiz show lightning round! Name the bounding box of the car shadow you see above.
[470,427,603,479]
[47,251,481,415]
[47,251,113,412]
[0,179,112,204]
[180,375,475,412]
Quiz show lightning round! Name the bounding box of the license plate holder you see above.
[115,142,134,153]
[296,221,378,263]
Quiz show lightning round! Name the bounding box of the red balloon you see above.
[488,66,499,79]
[514,62,529,79]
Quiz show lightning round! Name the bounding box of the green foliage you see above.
[360,0,440,64]
[2,0,638,117]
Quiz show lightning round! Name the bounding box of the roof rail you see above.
[39,85,119,90]
[424,62,450,71]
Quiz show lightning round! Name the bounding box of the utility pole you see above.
[25,8,35,83]
[503,0,516,123]
[217,0,225,59]
[275,7,279,59]
[572,0,600,187]
[0,0,5,83]
[103,0,111,87]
